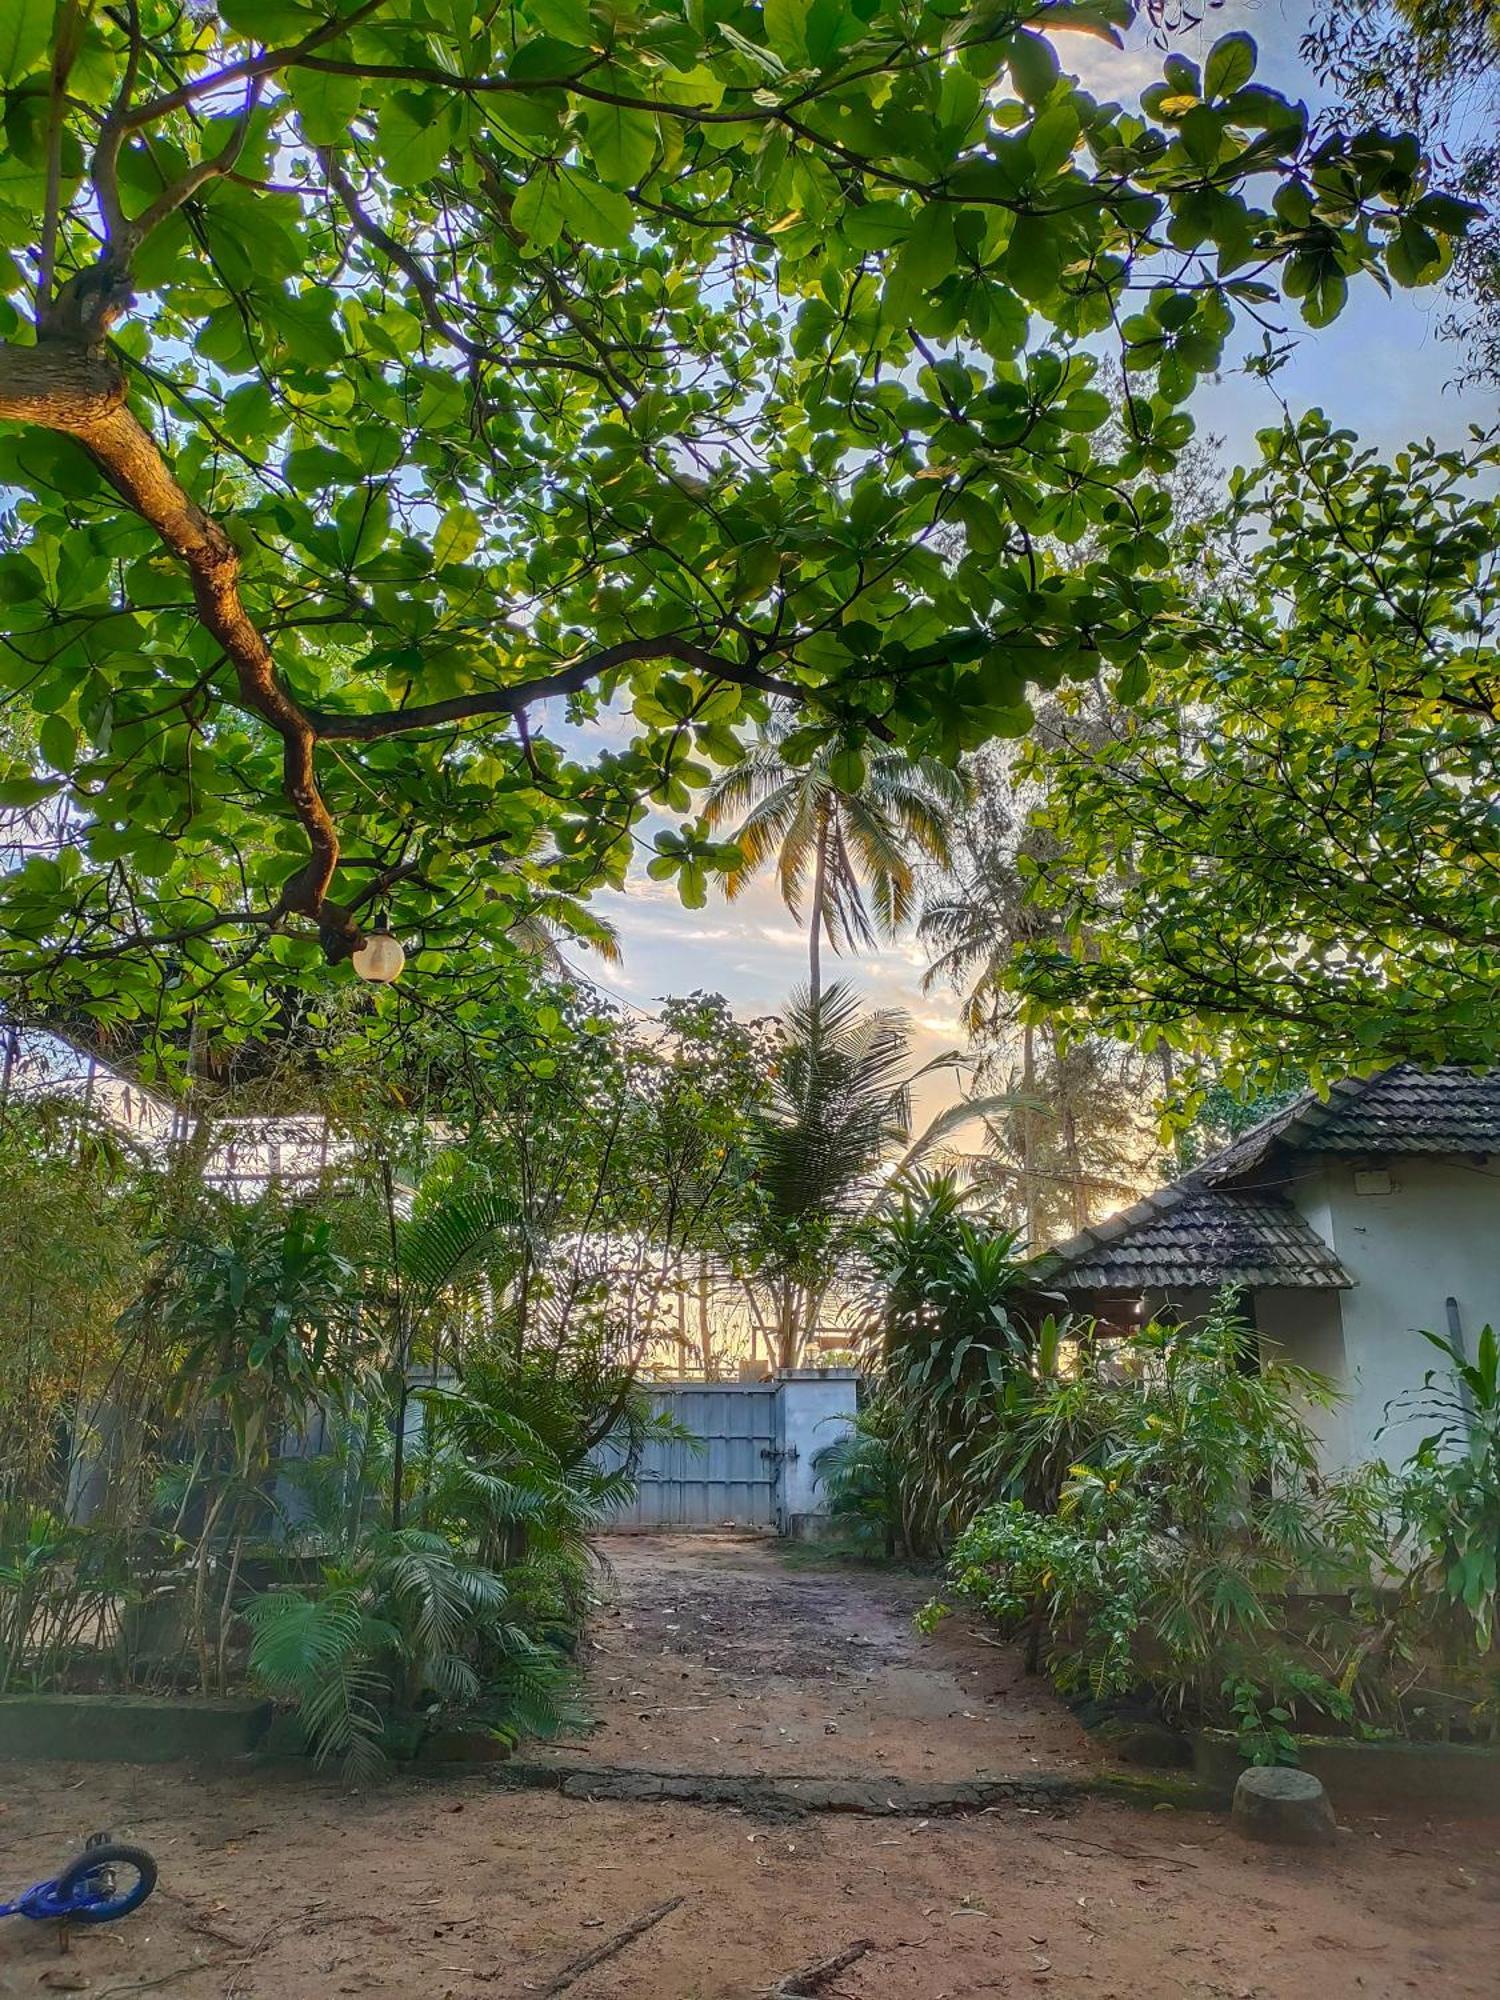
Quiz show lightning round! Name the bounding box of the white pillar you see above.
[774,1368,859,1536]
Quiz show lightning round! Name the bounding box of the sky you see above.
[578,0,1495,1105]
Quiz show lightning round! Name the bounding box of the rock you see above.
[1095,1719,1193,1770]
[40,1971,91,1992]
[1232,1765,1337,1846]
[415,1726,512,1767]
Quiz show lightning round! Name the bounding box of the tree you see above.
[1010,416,1500,1089]
[919,739,1160,1242]
[705,713,966,1000]
[0,4,1468,1047]
[1304,0,1499,383]
[741,981,917,1367]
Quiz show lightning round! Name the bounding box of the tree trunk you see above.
[1052,1031,1087,1235]
[808,804,830,1006]
[1019,1023,1042,1248]
[697,1257,712,1376]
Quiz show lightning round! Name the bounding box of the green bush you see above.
[1390,1327,1500,1658]
[935,1294,1388,1757]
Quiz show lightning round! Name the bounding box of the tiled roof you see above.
[1030,1064,1497,1295]
[1033,1184,1352,1293]
[1200,1064,1500,1184]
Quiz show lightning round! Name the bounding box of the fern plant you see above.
[245,1525,578,1778]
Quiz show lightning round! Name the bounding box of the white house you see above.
[1031,1067,1500,1472]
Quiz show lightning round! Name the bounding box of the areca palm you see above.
[744,980,916,1368]
[741,982,1005,1367]
[705,717,967,1001]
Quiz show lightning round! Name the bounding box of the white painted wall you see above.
[1284,1156,1500,1470]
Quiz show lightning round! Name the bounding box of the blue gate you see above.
[607,1382,780,1529]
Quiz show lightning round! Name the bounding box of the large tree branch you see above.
[307,638,812,740]
[0,338,347,941]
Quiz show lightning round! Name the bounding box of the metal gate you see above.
[606,1382,781,1530]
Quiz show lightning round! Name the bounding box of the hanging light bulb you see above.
[351,913,406,985]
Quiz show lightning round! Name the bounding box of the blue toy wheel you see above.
[47,1843,157,1924]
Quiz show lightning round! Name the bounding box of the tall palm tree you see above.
[705,715,967,1002]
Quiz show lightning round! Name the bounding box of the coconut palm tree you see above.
[705,715,967,1002]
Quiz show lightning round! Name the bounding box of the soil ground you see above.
[538,1532,1097,1781]
[0,1536,1495,1999]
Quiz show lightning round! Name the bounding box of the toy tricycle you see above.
[0,1832,157,1927]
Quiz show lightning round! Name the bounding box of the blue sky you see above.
[580,0,1494,1091]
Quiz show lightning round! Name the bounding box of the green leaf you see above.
[285,445,363,488]
[1004,213,1062,300]
[586,98,657,189]
[286,66,364,146]
[0,776,60,808]
[762,0,810,63]
[0,554,44,604]
[1203,32,1256,101]
[512,168,567,250]
[526,0,592,45]
[1303,265,1348,328]
[0,0,50,84]
[38,715,77,772]
[1028,104,1080,180]
[828,743,867,793]
[377,92,452,187]
[1116,658,1149,703]
[886,203,957,314]
[556,169,635,248]
[1007,30,1059,106]
[433,505,482,568]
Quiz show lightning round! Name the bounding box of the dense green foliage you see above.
[1306,0,1498,382]
[1011,418,1500,1087]
[0,988,754,1756]
[0,1,1473,1043]
[936,1299,1390,1751]
[1391,1326,1500,1654]
[246,1357,644,1775]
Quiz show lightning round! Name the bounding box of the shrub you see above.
[1389,1327,1500,1658]
[936,1294,1388,1756]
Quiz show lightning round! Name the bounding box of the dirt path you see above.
[0,1761,1496,1999]
[548,1532,1096,1781]
[1,1542,1495,1996]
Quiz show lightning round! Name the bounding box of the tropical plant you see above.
[1388,1327,1500,1656]
[246,1347,642,1775]
[0,6,1469,1042]
[737,982,968,1367]
[117,1192,373,1690]
[245,1524,574,1779]
[847,1175,1073,1552]
[811,1418,908,1558]
[706,715,967,1000]
[936,1295,1392,1747]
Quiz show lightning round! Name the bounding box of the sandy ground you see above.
[0,1537,1495,1998]
[543,1533,1097,1781]
[0,1764,1496,1998]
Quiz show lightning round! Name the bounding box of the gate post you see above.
[772,1368,860,1537]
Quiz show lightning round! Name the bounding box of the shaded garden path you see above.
[541,1532,1097,1782]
